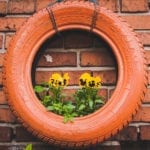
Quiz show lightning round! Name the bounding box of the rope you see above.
[47,0,100,33]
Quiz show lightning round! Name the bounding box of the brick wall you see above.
[0,0,150,150]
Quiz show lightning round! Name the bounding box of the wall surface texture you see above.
[0,0,150,150]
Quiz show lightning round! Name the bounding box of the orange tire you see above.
[3,1,147,148]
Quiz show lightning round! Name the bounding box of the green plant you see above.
[34,73,105,123]
[25,144,32,150]
[74,73,104,116]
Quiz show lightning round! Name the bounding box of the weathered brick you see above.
[121,0,149,12]
[109,88,115,98]
[35,70,117,86]
[114,126,137,141]
[98,88,108,100]
[0,108,16,123]
[0,1,7,15]
[0,71,2,85]
[36,0,50,11]
[8,0,35,14]
[0,35,3,49]
[145,51,150,66]
[138,32,150,46]
[0,53,5,67]
[37,52,77,67]
[0,91,7,105]
[94,36,110,48]
[35,70,91,85]
[62,88,107,102]
[16,126,38,142]
[0,145,25,150]
[133,107,150,122]
[121,15,150,30]
[120,141,150,150]
[0,17,27,31]
[148,70,150,84]
[5,33,14,49]
[64,30,93,49]
[93,70,117,85]
[100,0,118,12]
[0,126,13,142]
[80,50,116,67]
[140,126,150,140]
[43,34,64,48]
[144,88,150,103]
[36,0,118,12]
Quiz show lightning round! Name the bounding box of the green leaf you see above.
[25,144,32,150]
[67,103,75,110]
[89,100,94,109]
[72,112,78,117]
[95,99,104,104]
[68,116,74,122]
[44,96,51,101]
[34,85,44,93]
[47,106,54,111]
[63,115,69,123]
[79,104,86,111]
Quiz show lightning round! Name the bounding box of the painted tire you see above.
[3,1,147,148]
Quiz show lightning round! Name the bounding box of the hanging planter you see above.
[3,0,147,148]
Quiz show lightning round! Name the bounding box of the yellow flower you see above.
[49,73,70,87]
[63,73,70,86]
[94,76,101,88]
[49,73,63,87]
[79,73,91,87]
[79,73,101,88]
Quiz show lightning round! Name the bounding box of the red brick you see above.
[94,145,121,150]
[148,70,150,85]
[121,0,149,12]
[62,88,107,102]
[37,52,77,67]
[64,30,93,49]
[145,51,150,66]
[100,0,118,12]
[0,71,2,85]
[133,106,150,122]
[36,0,118,12]
[0,17,27,31]
[114,126,137,141]
[0,35,3,49]
[0,126,13,142]
[140,126,150,140]
[5,34,14,49]
[0,53,5,67]
[144,88,150,103]
[36,0,50,11]
[93,70,117,85]
[16,126,38,142]
[35,70,91,85]
[0,91,7,105]
[98,88,108,100]
[138,32,150,46]
[121,15,150,30]
[35,70,117,86]
[80,50,116,67]
[8,0,35,14]
[94,36,110,48]
[0,108,16,123]
[0,1,7,15]
[109,88,115,98]
[43,34,64,48]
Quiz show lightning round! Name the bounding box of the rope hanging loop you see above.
[47,0,100,33]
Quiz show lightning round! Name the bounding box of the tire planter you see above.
[3,1,147,148]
